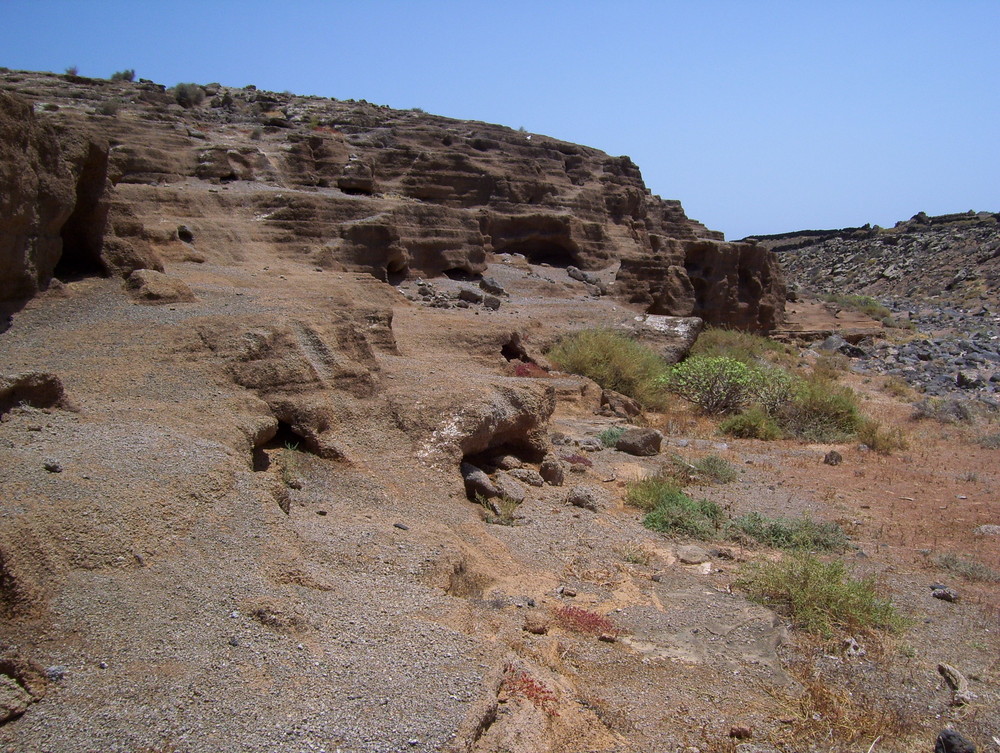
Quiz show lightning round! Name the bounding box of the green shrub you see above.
[734,554,906,637]
[719,406,782,440]
[823,293,891,321]
[96,99,121,116]
[777,376,861,441]
[110,69,135,82]
[643,496,723,539]
[690,327,788,363]
[912,398,975,424]
[933,553,1000,583]
[625,475,683,511]
[976,431,1000,449]
[664,356,758,414]
[729,512,850,552]
[752,364,798,414]
[598,426,626,448]
[548,329,671,410]
[693,455,738,483]
[857,418,907,454]
[172,82,205,108]
[476,492,521,526]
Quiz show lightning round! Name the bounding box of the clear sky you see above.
[2,0,996,240]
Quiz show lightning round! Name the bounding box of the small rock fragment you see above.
[729,726,752,740]
[479,277,505,296]
[43,460,62,473]
[935,729,977,753]
[458,287,484,304]
[566,485,599,511]
[0,675,33,724]
[539,453,565,486]
[508,467,544,487]
[676,545,711,565]
[823,450,843,466]
[932,585,960,602]
[461,462,498,500]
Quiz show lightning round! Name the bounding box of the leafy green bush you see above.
[734,554,906,637]
[548,329,670,410]
[664,356,759,414]
[110,69,135,82]
[729,512,850,552]
[777,376,861,441]
[752,364,798,414]
[719,406,782,440]
[172,82,205,108]
[598,426,626,448]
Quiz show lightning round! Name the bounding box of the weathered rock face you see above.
[0,91,75,301]
[0,71,784,329]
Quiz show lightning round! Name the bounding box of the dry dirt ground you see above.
[1,246,998,753]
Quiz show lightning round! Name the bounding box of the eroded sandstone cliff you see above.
[0,71,783,329]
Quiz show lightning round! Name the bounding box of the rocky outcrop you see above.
[1,71,784,329]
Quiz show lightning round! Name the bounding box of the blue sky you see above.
[2,0,996,239]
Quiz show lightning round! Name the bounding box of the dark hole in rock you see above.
[340,185,371,196]
[495,240,575,267]
[254,420,314,471]
[441,268,480,282]
[500,333,530,362]
[465,440,544,470]
[55,143,109,281]
[0,373,65,418]
[386,259,409,286]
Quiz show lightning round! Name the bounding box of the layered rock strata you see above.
[0,70,784,330]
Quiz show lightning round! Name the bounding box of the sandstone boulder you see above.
[125,269,196,304]
[615,428,662,456]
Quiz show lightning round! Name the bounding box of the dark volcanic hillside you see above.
[748,210,999,306]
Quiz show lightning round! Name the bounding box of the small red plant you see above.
[512,361,548,378]
[502,665,559,716]
[554,606,620,637]
[560,453,593,467]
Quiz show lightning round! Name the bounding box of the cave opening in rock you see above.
[500,333,529,362]
[464,438,545,470]
[54,143,109,281]
[495,240,576,267]
[252,420,313,471]
[441,268,480,282]
[386,258,409,286]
